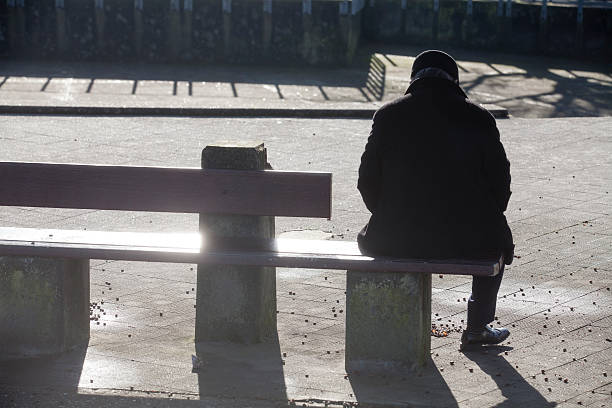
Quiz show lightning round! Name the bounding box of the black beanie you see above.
[410,50,459,84]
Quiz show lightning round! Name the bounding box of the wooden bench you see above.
[0,144,501,371]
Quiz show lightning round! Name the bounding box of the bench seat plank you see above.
[0,162,332,218]
[0,227,501,276]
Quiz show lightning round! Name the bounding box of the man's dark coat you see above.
[357,77,514,263]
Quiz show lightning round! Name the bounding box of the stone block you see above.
[346,270,431,373]
[196,143,276,344]
[0,256,90,360]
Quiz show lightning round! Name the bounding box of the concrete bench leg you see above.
[0,257,90,360]
[195,143,276,344]
[346,270,431,373]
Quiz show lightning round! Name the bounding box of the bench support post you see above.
[346,270,431,373]
[196,143,276,344]
[0,257,90,360]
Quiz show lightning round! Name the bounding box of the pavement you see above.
[0,48,611,408]
[1,45,611,118]
[0,113,610,407]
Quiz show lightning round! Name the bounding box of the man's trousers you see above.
[466,265,505,331]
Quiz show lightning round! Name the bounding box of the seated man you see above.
[357,50,514,350]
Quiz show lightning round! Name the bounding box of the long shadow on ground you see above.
[195,335,288,405]
[361,43,612,118]
[462,345,556,407]
[349,357,458,408]
[0,339,289,407]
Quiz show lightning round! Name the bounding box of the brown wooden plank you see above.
[0,227,500,276]
[0,162,332,218]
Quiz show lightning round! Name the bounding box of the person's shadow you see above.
[462,345,556,407]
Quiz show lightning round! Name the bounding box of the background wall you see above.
[0,0,609,64]
[0,0,364,65]
[362,0,611,60]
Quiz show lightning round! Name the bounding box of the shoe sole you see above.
[459,332,510,352]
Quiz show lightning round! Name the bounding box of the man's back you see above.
[357,76,512,260]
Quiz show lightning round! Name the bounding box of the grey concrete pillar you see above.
[196,143,276,344]
[345,271,431,373]
[0,257,90,360]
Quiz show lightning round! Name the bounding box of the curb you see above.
[0,105,509,119]
[0,106,377,119]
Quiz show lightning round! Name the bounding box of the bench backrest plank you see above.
[0,162,332,218]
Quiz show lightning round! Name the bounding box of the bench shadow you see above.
[349,357,459,408]
[0,344,87,390]
[195,334,288,406]
[462,345,557,407]
[0,55,383,103]
[0,339,288,407]
[365,53,386,101]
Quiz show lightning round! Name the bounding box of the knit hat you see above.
[410,50,459,84]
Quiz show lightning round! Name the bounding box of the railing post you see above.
[496,0,504,45]
[432,0,439,44]
[55,0,68,55]
[400,0,407,37]
[196,144,277,344]
[94,0,105,56]
[576,0,584,55]
[134,0,144,58]
[464,0,473,45]
[505,0,513,41]
[183,0,193,59]
[339,1,350,63]
[538,0,548,52]
[301,0,313,62]
[497,0,504,18]
[262,0,273,55]
[222,0,232,58]
[347,0,364,64]
[168,0,181,60]
[7,0,25,54]
[6,0,16,53]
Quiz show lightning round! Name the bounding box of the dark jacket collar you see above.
[405,77,467,99]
